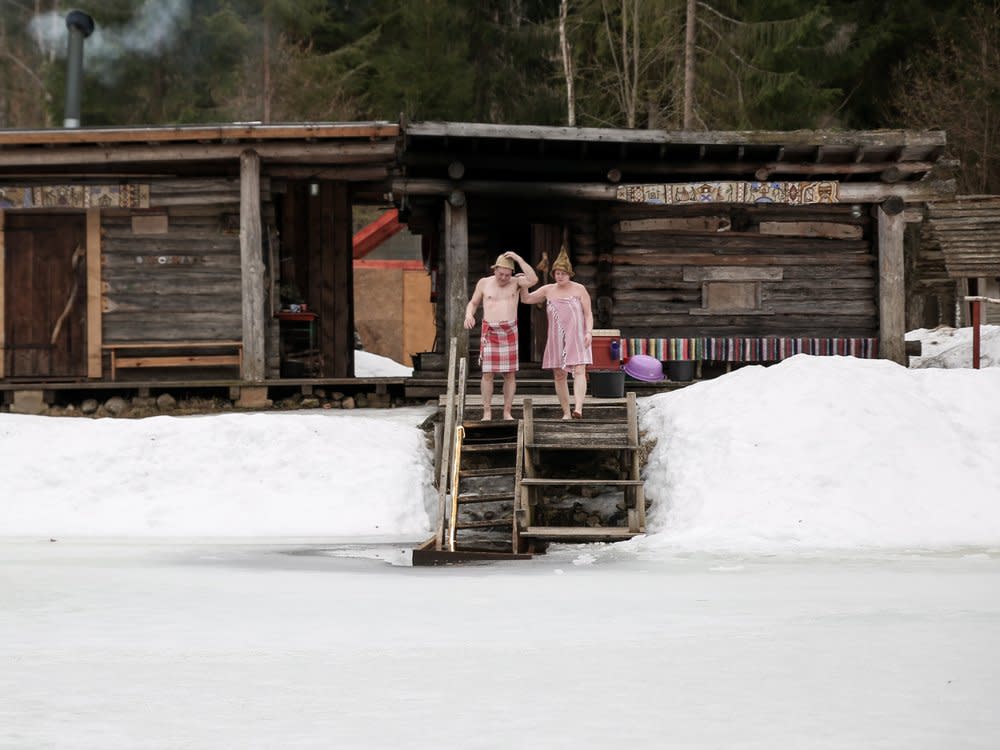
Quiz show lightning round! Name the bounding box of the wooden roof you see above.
[924,196,1000,277]
[0,121,399,174]
[402,121,950,184]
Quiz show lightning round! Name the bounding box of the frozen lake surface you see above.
[3,541,998,749]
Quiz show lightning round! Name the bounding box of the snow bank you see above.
[908,324,1000,369]
[354,350,413,377]
[0,410,434,538]
[637,355,1000,552]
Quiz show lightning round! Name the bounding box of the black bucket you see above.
[590,370,625,398]
[666,360,695,381]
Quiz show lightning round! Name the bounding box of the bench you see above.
[102,340,243,381]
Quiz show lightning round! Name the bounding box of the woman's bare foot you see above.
[572,410,583,419]
[481,411,492,421]
[561,413,572,420]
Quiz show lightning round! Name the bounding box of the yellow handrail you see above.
[447,425,465,552]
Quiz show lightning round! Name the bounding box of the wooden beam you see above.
[353,209,403,259]
[404,122,947,149]
[444,201,469,360]
[877,204,906,364]
[392,178,956,204]
[240,150,265,381]
[265,165,389,181]
[86,208,102,378]
[0,141,397,167]
[0,210,4,380]
[0,122,398,146]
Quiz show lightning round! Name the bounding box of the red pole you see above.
[972,299,982,370]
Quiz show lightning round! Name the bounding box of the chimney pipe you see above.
[63,10,95,129]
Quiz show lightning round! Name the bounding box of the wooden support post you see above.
[444,200,469,360]
[240,149,266,381]
[331,182,353,377]
[86,208,102,378]
[971,299,982,369]
[877,203,906,365]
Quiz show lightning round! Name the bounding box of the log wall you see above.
[439,199,879,358]
[101,178,272,344]
[605,204,877,338]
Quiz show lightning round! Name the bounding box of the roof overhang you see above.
[0,122,399,177]
[401,121,951,185]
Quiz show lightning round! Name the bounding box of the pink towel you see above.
[542,297,593,371]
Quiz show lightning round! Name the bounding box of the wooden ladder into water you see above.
[515,393,646,549]
[412,339,646,565]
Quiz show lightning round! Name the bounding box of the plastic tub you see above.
[590,370,625,398]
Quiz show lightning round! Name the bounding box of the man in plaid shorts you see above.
[464,251,538,420]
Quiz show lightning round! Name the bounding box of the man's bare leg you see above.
[480,372,495,420]
[553,370,571,419]
[501,372,516,420]
[572,365,587,417]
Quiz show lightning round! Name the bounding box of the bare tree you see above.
[559,0,576,126]
[892,1,1000,193]
[682,0,695,128]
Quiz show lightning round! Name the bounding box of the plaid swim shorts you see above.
[480,320,519,373]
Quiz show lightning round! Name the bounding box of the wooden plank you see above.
[758,221,863,240]
[240,150,265,381]
[0,123,398,146]
[445,201,469,361]
[683,267,783,282]
[877,204,906,364]
[0,141,398,168]
[519,478,644,486]
[412,548,532,565]
[0,210,4,380]
[627,392,642,533]
[518,527,637,539]
[115,354,241,368]
[86,209,102,378]
[102,340,241,349]
[618,217,731,233]
[513,419,525,553]
[103,312,242,342]
[436,338,458,550]
[403,122,946,149]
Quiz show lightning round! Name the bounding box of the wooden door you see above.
[529,224,562,361]
[3,213,88,379]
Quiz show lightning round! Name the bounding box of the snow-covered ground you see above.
[2,343,999,748]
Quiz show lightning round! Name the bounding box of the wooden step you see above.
[459,466,516,478]
[455,518,514,529]
[528,441,637,450]
[519,478,644,486]
[461,442,518,453]
[518,527,640,540]
[457,492,516,504]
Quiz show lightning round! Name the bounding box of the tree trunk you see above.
[559,0,576,126]
[683,0,695,128]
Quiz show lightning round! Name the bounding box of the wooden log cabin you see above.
[0,122,398,407]
[392,123,956,390]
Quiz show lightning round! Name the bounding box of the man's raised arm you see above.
[504,251,538,288]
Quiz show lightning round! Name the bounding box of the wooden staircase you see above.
[516,394,646,548]
[412,339,647,565]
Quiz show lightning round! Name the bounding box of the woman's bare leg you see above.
[572,365,587,416]
[553,370,571,419]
